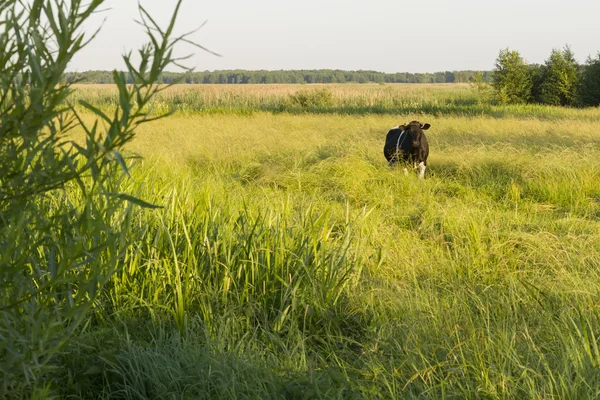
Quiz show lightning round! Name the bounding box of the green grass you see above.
[68,83,600,121]
[43,92,600,398]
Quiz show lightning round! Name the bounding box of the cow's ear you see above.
[421,123,431,130]
[398,125,407,131]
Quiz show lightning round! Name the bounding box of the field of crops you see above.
[56,84,600,398]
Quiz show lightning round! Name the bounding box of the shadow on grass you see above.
[427,159,525,203]
[432,159,523,184]
[259,104,600,122]
[438,131,600,151]
[56,304,378,399]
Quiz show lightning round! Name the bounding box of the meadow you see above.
[57,84,600,399]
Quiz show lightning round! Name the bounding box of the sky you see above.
[70,0,600,74]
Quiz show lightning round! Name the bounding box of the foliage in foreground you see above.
[0,0,193,395]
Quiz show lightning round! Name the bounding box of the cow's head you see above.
[399,121,430,148]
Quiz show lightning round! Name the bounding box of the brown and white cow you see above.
[383,120,431,179]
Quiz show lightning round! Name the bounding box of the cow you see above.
[383,120,431,179]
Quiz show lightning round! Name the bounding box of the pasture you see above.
[60,84,600,398]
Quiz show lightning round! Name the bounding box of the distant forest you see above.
[62,69,493,85]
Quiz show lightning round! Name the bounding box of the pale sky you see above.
[70,0,600,74]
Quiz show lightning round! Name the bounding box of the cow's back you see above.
[384,128,410,162]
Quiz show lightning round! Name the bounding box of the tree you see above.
[204,73,216,84]
[528,64,545,103]
[579,53,600,106]
[540,46,580,106]
[0,0,197,395]
[491,48,532,104]
[454,71,469,83]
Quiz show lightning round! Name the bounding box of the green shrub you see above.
[287,88,335,109]
[0,0,194,395]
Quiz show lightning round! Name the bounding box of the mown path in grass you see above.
[63,112,600,399]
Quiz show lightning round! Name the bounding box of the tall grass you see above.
[46,109,600,398]
[68,83,600,121]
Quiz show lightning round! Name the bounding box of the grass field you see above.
[69,83,600,121]
[54,84,600,398]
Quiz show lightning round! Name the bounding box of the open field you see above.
[48,85,600,398]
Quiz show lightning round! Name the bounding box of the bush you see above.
[0,0,195,395]
[288,88,335,109]
[469,72,493,104]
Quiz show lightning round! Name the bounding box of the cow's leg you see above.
[403,167,409,175]
[418,162,426,179]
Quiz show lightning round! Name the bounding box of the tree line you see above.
[492,46,600,107]
[62,69,492,85]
